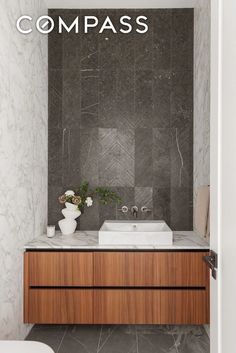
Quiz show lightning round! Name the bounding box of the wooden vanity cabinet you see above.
[24,250,209,325]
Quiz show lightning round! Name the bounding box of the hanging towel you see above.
[195,185,210,238]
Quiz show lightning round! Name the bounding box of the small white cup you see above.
[47,225,55,238]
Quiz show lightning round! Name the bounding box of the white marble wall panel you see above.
[194,0,211,230]
[0,0,47,339]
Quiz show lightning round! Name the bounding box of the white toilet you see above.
[0,341,54,353]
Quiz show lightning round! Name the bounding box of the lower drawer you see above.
[26,289,93,324]
[25,288,209,324]
[94,289,209,325]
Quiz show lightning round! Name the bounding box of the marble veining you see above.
[24,231,209,250]
[194,0,211,234]
[175,128,184,187]
[26,324,210,353]
[0,0,47,340]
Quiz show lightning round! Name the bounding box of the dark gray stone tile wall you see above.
[48,9,193,230]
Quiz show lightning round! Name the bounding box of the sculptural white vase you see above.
[58,203,81,235]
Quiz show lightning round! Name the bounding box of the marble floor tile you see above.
[138,335,177,353]
[172,325,210,353]
[57,333,88,353]
[63,325,102,352]
[98,325,137,353]
[26,325,67,352]
[26,325,209,353]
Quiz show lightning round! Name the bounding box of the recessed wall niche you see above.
[48,9,193,230]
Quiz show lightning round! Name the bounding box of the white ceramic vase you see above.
[58,203,81,235]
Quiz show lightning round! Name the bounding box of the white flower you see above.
[85,197,93,207]
[65,190,75,196]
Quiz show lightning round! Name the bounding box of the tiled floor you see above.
[26,325,210,353]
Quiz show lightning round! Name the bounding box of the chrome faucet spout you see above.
[131,206,138,218]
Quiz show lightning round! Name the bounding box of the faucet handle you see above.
[141,206,152,213]
[118,205,129,213]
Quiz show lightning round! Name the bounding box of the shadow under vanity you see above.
[24,231,209,325]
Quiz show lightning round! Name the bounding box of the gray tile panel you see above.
[135,128,153,187]
[48,9,193,231]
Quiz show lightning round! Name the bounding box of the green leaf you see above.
[94,187,122,205]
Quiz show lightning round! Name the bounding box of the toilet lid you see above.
[0,341,54,353]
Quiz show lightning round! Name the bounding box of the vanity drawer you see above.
[27,252,93,286]
[27,289,93,323]
[94,289,160,324]
[94,251,209,287]
[159,289,209,324]
[94,289,209,324]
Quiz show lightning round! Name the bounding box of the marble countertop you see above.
[24,231,209,250]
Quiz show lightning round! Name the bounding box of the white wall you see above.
[210,1,220,350]
[0,0,48,339]
[220,0,236,351]
[211,0,236,351]
[193,0,211,232]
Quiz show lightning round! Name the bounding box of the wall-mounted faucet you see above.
[118,205,129,213]
[131,206,138,218]
[141,206,152,213]
[118,205,151,217]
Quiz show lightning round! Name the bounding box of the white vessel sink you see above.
[99,220,173,246]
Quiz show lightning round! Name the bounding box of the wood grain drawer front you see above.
[160,290,209,324]
[28,252,93,287]
[94,252,135,286]
[94,252,209,287]
[94,289,209,324]
[94,289,160,324]
[27,289,93,324]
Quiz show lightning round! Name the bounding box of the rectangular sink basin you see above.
[99,220,173,246]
